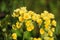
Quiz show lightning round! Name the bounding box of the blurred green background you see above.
[0,0,60,40]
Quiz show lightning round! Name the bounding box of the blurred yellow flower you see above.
[12,33,17,40]
[19,7,27,15]
[48,30,53,37]
[51,28,55,32]
[45,24,49,30]
[32,14,40,21]
[36,14,41,19]
[14,8,20,12]
[18,16,24,22]
[27,24,34,31]
[20,7,27,12]
[44,11,49,13]
[49,37,54,40]
[43,17,50,21]
[16,21,21,29]
[52,20,56,27]
[12,24,17,30]
[32,15,37,21]
[12,12,19,17]
[40,28,45,35]
[28,11,35,16]
[12,8,20,17]
[23,13,31,19]
[41,11,49,19]
[44,20,51,30]
[38,38,42,40]
[44,20,51,25]
[25,20,32,27]
[36,19,42,25]
[49,13,54,19]
[33,38,42,40]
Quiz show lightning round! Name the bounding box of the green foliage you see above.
[0,0,60,40]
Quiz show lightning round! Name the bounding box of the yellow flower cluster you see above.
[12,7,42,31]
[12,7,56,40]
[41,11,54,20]
[39,11,56,40]
[25,20,34,31]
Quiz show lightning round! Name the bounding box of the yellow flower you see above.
[12,24,17,30]
[43,17,50,21]
[36,14,41,19]
[40,28,45,35]
[25,20,32,27]
[49,13,54,19]
[37,38,42,40]
[41,11,54,20]
[45,24,50,30]
[14,8,20,12]
[12,12,19,17]
[12,8,20,17]
[36,19,42,25]
[49,37,54,40]
[18,16,24,22]
[41,11,49,19]
[28,11,35,16]
[33,38,42,40]
[44,11,49,13]
[12,33,17,40]
[27,27,32,31]
[44,20,51,25]
[52,20,56,26]
[32,14,37,21]
[27,25,34,31]
[48,30,53,37]
[51,28,55,32]
[23,13,31,19]
[32,15,36,21]
[16,21,21,29]
[41,11,48,17]
[32,14,40,21]
[19,7,27,15]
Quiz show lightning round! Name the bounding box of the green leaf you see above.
[23,31,31,40]
[1,1,6,12]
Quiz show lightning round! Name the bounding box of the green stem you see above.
[23,32,24,40]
